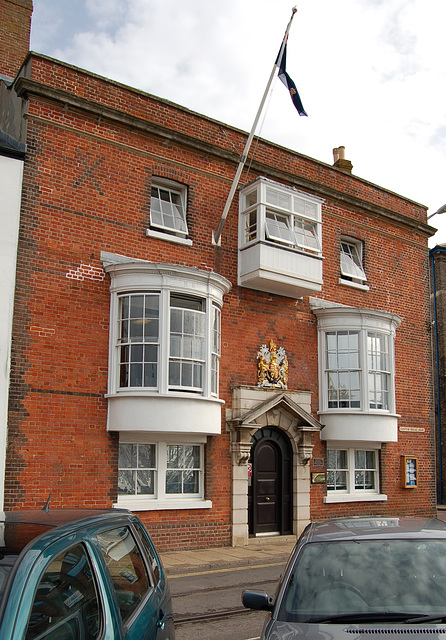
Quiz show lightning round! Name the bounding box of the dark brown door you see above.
[254,439,281,534]
[249,427,292,537]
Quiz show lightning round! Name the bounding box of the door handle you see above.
[157,609,166,630]
[265,496,271,501]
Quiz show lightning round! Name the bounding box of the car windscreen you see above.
[278,538,446,623]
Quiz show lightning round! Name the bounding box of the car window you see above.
[132,522,160,585]
[96,526,151,625]
[279,539,446,622]
[25,543,102,640]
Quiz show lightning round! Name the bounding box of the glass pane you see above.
[137,470,154,495]
[130,295,144,318]
[355,450,366,469]
[166,470,181,493]
[183,470,199,493]
[118,469,135,495]
[131,344,143,362]
[167,445,182,469]
[144,362,157,387]
[327,450,336,468]
[170,335,181,357]
[193,362,203,388]
[335,471,347,490]
[138,444,155,468]
[120,363,129,387]
[181,362,193,387]
[366,450,376,468]
[120,296,129,319]
[25,544,101,640]
[97,527,150,624]
[120,318,129,342]
[184,445,200,468]
[129,363,142,387]
[144,318,159,341]
[337,450,347,468]
[169,360,180,386]
[129,319,143,342]
[170,308,183,333]
[119,443,136,469]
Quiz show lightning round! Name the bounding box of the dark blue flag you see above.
[276,44,307,117]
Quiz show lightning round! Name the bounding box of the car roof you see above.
[0,508,133,555]
[302,516,446,544]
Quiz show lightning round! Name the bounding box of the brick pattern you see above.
[3,45,435,550]
[0,0,32,78]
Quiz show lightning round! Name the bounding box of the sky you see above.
[29,0,446,247]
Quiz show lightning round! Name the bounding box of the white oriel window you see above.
[327,447,379,495]
[150,180,188,238]
[325,329,391,411]
[240,178,322,254]
[105,259,231,437]
[117,438,209,510]
[340,238,367,286]
[116,291,220,396]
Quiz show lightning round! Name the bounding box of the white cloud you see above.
[30,0,446,244]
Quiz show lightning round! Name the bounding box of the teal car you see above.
[0,509,175,640]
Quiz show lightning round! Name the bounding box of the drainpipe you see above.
[430,246,445,503]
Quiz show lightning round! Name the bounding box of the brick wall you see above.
[0,0,32,78]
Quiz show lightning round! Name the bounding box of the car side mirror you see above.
[242,589,274,612]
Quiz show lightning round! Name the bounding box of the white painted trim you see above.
[114,499,212,511]
[324,493,388,503]
[0,155,23,512]
[145,228,193,246]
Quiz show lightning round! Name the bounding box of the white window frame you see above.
[105,262,229,399]
[239,177,322,255]
[115,433,211,511]
[324,328,392,413]
[324,441,387,503]
[146,179,192,246]
[340,237,369,290]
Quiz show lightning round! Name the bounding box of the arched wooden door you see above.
[248,427,292,536]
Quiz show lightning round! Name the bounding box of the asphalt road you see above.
[169,560,286,640]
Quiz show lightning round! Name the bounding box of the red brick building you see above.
[0,0,437,550]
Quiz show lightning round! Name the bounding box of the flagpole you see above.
[212,6,298,246]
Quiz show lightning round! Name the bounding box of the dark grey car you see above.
[243,516,446,639]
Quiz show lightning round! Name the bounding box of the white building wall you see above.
[0,154,23,511]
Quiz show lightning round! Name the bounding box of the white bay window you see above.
[103,255,231,435]
[310,298,402,443]
[238,177,324,298]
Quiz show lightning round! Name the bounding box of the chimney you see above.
[333,146,353,174]
[0,0,33,79]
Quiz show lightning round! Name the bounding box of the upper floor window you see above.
[118,291,218,395]
[325,329,391,411]
[240,177,322,255]
[146,179,191,245]
[311,302,402,417]
[105,260,231,400]
[340,237,368,288]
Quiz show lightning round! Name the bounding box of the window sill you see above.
[145,228,193,246]
[114,499,212,511]
[338,278,369,291]
[324,493,387,504]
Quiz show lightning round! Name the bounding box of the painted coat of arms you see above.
[257,339,288,389]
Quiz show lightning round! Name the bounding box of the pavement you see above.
[160,508,446,576]
[160,534,296,576]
